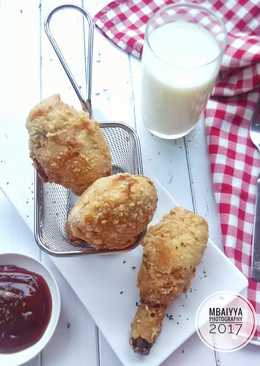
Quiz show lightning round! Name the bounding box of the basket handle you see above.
[45,4,93,116]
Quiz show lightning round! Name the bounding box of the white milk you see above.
[141,21,221,139]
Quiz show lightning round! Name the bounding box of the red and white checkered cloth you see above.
[95,0,260,339]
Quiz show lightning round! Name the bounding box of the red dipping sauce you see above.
[0,265,52,353]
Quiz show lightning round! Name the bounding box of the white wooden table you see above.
[0,0,260,365]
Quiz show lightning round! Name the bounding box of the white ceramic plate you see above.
[0,253,61,366]
[51,179,248,366]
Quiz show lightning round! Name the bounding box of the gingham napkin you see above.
[95,0,260,339]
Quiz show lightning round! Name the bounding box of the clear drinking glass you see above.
[141,3,227,139]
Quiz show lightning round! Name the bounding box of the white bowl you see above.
[0,253,61,366]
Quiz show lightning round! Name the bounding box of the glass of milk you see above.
[141,3,227,139]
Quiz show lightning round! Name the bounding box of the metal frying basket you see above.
[34,5,143,256]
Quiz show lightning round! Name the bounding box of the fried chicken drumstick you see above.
[67,173,158,250]
[26,95,112,195]
[130,207,208,355]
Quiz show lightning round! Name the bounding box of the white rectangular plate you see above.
[49,179,247,366]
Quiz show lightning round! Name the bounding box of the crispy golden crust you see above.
[130,207,208,354]
[26,95,112,195]
[67,173,158,250]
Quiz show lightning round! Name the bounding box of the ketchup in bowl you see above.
[0,265,52,353]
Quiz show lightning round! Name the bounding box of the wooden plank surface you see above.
[0,0,40,230]
[0,1,259,365]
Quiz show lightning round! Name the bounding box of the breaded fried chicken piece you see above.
[130,207,208,354]
[67,173,157,250]
[26,95,112,195]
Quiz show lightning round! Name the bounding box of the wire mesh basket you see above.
[34,6,143,256]
[35,123,143,256]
